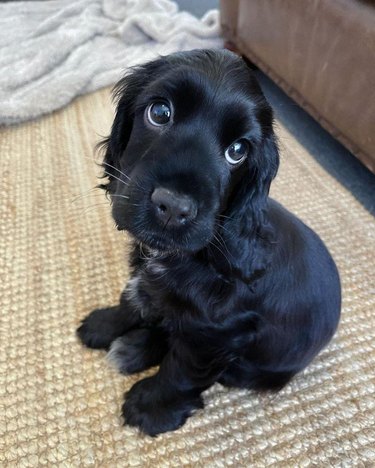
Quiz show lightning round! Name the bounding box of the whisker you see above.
[103,170,130,188]
[81,155,142,190]
[210,232,232,268]
[71,187,102,204]
[217,223,238,242]
[217,214,235,221]
[209,241,231,269]
[84,155,149,194]
[80,202,112,215]
[103,167,147,194]
[102,161,131,181]
[139,242,148,260]
[80,156,130,184]
[212,233,229,255]
[110,194,130,200]
[98,159,149,192]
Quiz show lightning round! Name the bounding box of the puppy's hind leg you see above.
[218,359,296,392]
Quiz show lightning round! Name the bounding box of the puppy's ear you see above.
[221,133,279,282]
[249,132,280,222]
[98,58,169,184]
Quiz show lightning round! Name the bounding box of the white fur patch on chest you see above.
[124,275,142,308]
[145,259,167,276]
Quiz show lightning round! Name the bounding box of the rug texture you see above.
[0,0,221,125]
[1,87,374,467]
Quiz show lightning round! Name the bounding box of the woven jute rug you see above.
[1,88,374,467]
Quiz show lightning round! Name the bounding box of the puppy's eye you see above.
[225,139,249,165]
[146,101,171,126]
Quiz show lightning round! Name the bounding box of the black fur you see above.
[77,49,341,436]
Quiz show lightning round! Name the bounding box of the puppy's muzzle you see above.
[151,188,198,228]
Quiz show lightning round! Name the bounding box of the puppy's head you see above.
[101,49,279,254]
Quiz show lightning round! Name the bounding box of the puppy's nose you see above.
[151,188,197,227]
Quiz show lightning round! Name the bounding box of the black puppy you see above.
[77,49,341,436]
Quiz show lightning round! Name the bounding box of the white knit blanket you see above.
[0,0,221,125]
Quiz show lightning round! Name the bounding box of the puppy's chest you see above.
[142,257,197,303]
[128,256,239,318]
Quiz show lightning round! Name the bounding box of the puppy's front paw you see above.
[77,306,123,349]
[107,329,167,375]
[122,377,203,436]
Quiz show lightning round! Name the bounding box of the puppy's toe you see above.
[122,377,204,436]
[107,329,166,375]
[107,335,139,374]
[77,307,122,350]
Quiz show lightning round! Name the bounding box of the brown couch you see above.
[220,0,375,173]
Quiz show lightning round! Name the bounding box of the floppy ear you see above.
[221,133,280,282]
[98,58,169,187]
[247,133,280,224]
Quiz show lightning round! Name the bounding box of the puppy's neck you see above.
[210,209,275,284]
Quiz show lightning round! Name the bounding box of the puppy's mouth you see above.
[136,234,183,253]
[117,223,211,254]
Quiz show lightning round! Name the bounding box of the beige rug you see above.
[1,88,374,467]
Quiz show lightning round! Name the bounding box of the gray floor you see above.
[176,0,219,17]
[177,0,374,215]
